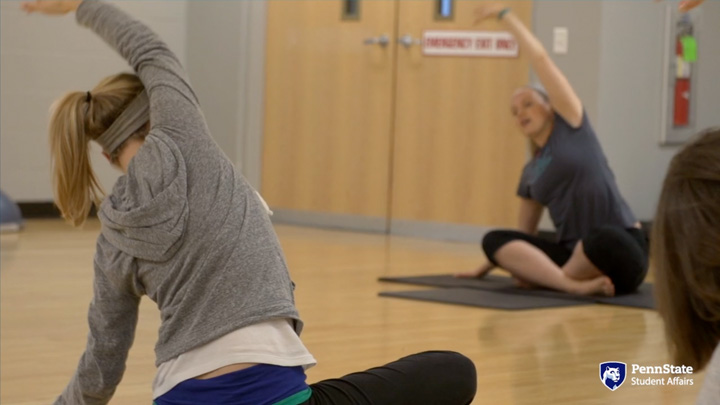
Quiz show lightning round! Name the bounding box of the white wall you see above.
[185,1,266,189]
[596,1,719,221]
[186,1,243,166]
[533,1,720,225]
[532,1,603,124]
[0,1,188,201]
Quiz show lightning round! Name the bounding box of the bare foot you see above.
[455,266,493,279]
[572,276,615,297]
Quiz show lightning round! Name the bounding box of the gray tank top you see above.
[517,111,636,248]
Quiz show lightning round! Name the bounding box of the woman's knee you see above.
[482,230,521,263]
[583,226,648,294]
[412,351,477,401]
[432,351,476,376]
[447,352,477,391]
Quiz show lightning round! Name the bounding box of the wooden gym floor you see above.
[1,219,703,404]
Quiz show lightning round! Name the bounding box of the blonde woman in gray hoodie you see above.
[23,1,477,404]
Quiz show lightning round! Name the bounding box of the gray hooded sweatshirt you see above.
[56,2,302,404]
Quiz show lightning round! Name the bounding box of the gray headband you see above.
[95,90,149,154]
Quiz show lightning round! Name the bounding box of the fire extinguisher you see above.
[673,14,697,127]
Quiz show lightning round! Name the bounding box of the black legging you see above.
[301,351,477,405]
[482,227,649,295]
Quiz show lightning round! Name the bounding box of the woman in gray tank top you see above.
[458,5,648,296]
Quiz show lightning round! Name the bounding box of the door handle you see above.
[363,34,390,47]
[398,34,422,49]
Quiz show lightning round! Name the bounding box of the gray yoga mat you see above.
[379,288,591,310]
[378,274,655,309]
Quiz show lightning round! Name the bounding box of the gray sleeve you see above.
[54,260,140,405]
[76,1,204,137]
[516,166,532,199]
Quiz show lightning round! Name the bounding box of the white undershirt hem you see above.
[152,319,316,399]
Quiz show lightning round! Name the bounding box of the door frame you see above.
[237,1,268,189]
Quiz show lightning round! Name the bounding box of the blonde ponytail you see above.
[49,73,145,227]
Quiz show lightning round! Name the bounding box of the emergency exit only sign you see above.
[422,30,518,57]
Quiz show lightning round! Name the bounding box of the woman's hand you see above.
[455,262,495,279]
[21,0,82,15]
[473,4,508,25]
[678,0,704,12]
[655,0,705,12]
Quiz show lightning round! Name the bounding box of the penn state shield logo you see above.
[599,361,627,391]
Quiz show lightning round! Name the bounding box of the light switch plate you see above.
[553,27,568,54]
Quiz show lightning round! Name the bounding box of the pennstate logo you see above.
[599,361,627,391]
